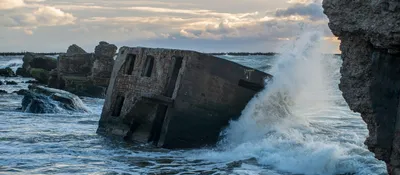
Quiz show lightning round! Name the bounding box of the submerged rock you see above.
[323,0,400,173]
[22,85,90,113]
[5,81,18,85]
[66,44,87,56]
[13,89,28,95]
[25,80,39,84]
[0,67,16,77]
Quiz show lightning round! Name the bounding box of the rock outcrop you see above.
[0,67,16,77]
[17,52,57,83]
[66,44,87,56]
[50,42,116,98]
[21,85,89,113]
[323,0,400,174]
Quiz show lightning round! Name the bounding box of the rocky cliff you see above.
[323,0,400,174]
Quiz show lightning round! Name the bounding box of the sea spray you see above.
[186,31,387,175]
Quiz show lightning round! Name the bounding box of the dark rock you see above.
[0,81,3,85]
[16,68,30,77]
[21,85,89,113]
[323,0,400,174]
[0,67,16,77]
[25,80,39,84]
[19,52,57,78]
[13,89,28,95]
[95,41,117,57]
[5,81,18,85]
[47,69,58,88]
[0,90,7,94]
[29,56,57,71]
[52,41,116,98]
[66,44,87,56]
[29,68,49,84]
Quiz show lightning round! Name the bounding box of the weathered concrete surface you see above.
[323,0,400,174]
[66,44,87,56]
[51,42,116,98]
[97,47,272,148]
[17,52,57,83]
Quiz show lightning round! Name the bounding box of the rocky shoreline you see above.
[323,0,400,174]
[0,41,117,100]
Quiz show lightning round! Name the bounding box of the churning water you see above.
[0,32,388,175]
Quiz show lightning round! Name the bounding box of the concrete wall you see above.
[98,47,272,148]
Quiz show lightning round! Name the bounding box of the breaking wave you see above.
[187,32,387,175]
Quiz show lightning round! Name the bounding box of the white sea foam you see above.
[187,32,387,175]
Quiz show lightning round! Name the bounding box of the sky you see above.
[0,0,340,53]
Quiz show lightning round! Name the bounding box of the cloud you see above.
[0,0,25,9]
[32,6,76,26]
[275,2,326,21]
[1,1,76,34]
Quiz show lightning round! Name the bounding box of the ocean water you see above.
[0,33,388,175]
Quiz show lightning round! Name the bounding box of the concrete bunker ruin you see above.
[97,47,272,148]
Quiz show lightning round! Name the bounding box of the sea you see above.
[0,32,389,175]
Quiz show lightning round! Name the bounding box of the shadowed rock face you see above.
[66,44,87,56]
[323,0,400,174]
[17,53,57,83]
[50,42,117,98]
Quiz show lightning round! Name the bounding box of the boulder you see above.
[19,52,57,78]
[25,80,39,84]
[95,41,117,58]
[5,81,18,85]
[21,85,90,113]
[0,67,16,77]
[66,44,87,56]
[16,68,30,77]
[30,68,49,84]
[13,89,28,95]
[29,56,57,71]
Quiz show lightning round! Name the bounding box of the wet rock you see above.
[5,81,18,85]
[95,41,117,57]
[323,0,400,174]
[16,68,30,77]
[25,80,39,84]
[29,68,49,84]
[0,67,16,77]
[19,52,57,79]
[13,89,28,95]
[21,85,89,113]
[0,90,7,94]
[66,44,87,56]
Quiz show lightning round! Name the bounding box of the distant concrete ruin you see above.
[49,42,117,98]
[97,47,272,148]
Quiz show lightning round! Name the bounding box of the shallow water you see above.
[0,40,388,175]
